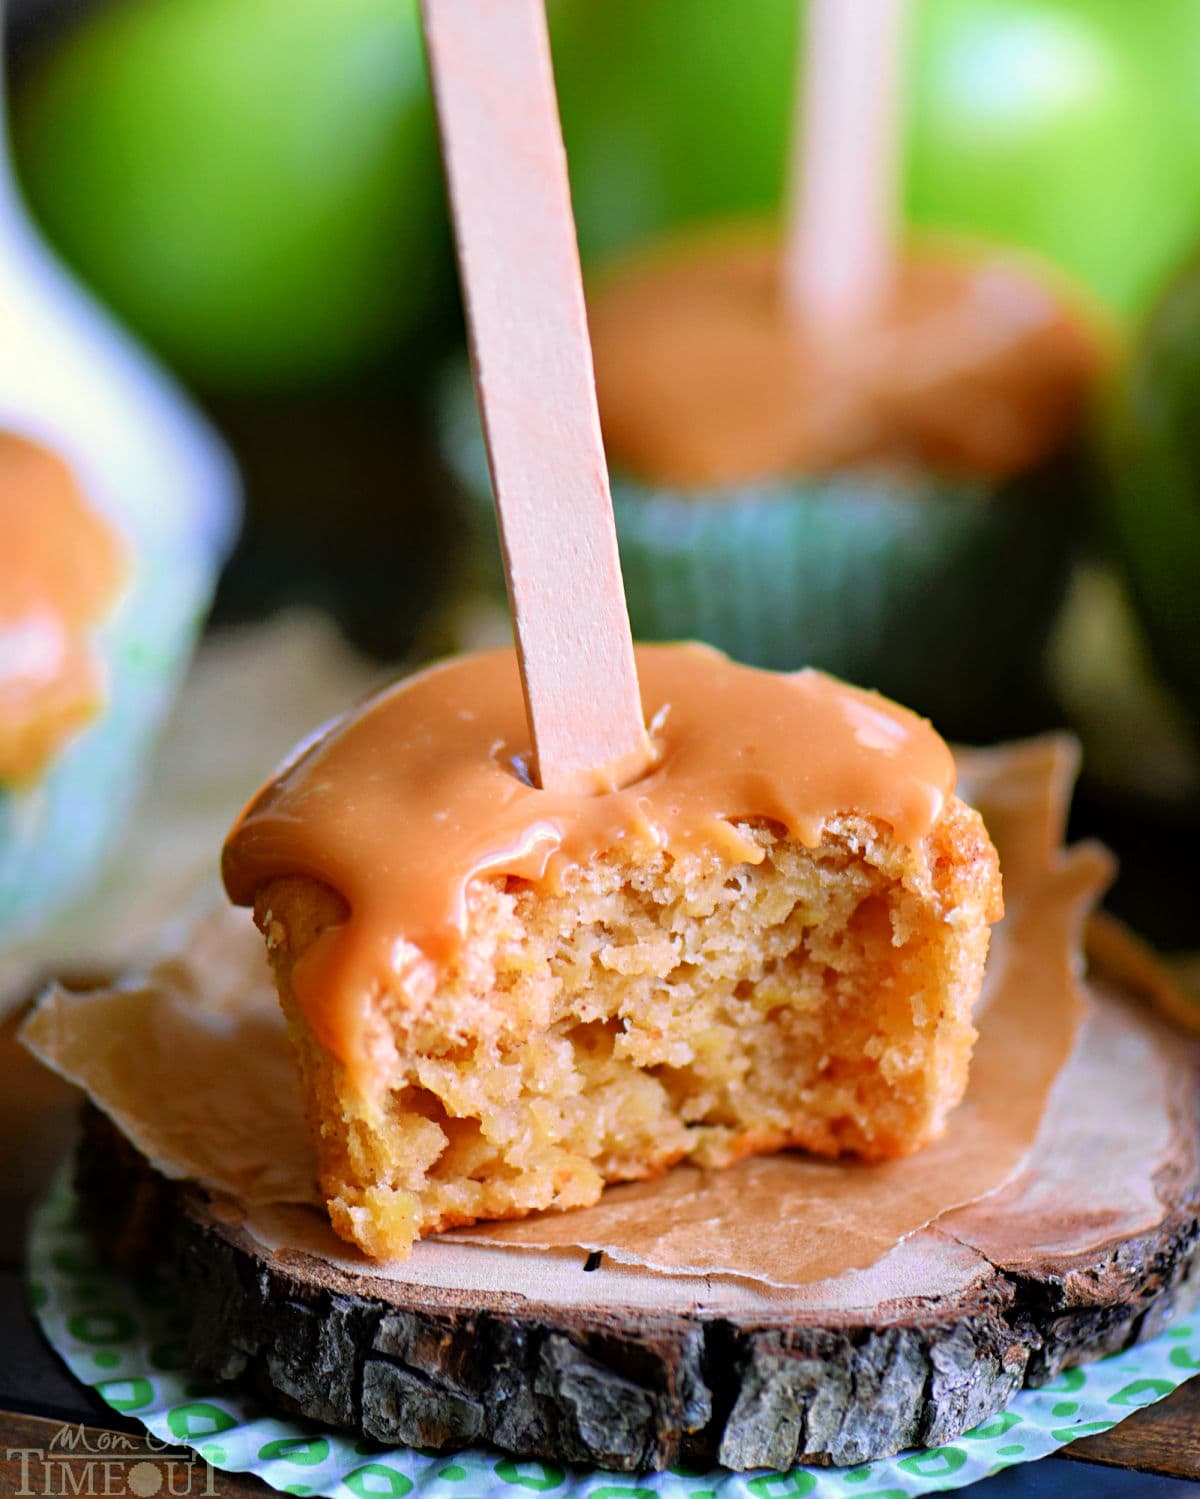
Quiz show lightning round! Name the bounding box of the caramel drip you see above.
[588,231,1107,488]
[0,432,125,783]
[222,645,956,1087]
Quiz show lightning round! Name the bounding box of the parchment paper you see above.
[21,735,1114,1286]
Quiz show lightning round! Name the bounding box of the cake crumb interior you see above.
[258,805,998,1261]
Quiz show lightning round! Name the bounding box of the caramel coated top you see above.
[588,232,1107,488]
[223,645,956,1090]
[1,432,125,783]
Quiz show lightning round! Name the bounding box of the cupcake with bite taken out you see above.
[223,643,1002,1261]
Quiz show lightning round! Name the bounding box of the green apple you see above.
[551,0,1200,318]
[549,0,797,263]
[14,0,448,390]
[906,0,1200,317]
[1101,255,1200,727]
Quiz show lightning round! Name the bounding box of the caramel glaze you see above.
[588,230,1109,489]
[223,644,957,1093]
[1,432,125,784]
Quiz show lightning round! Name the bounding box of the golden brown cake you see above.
[224,645,1002,1260]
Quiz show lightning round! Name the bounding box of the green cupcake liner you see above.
[438,363,1082,743]
[28,1165,1200,1499]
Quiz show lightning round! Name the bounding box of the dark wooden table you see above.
[2,1018,1198,1497]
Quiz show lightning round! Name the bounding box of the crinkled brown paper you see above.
[22,720,1117,1286]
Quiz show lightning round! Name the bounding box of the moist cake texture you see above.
[225,646,1003,1260]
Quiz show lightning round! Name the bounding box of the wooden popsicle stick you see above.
[421,0,653,795]
[784,0,909,331]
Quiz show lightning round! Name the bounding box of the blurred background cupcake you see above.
[442,224,1111,744]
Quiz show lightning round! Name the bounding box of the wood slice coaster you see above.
[76,979,1200,1474]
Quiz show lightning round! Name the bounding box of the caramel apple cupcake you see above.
[442,228,1111,742]
[224,644,1001,1260]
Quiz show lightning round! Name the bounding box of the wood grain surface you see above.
[1067,1379,1200,1480]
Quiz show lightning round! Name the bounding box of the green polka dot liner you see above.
[29,1170,1200,1498]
